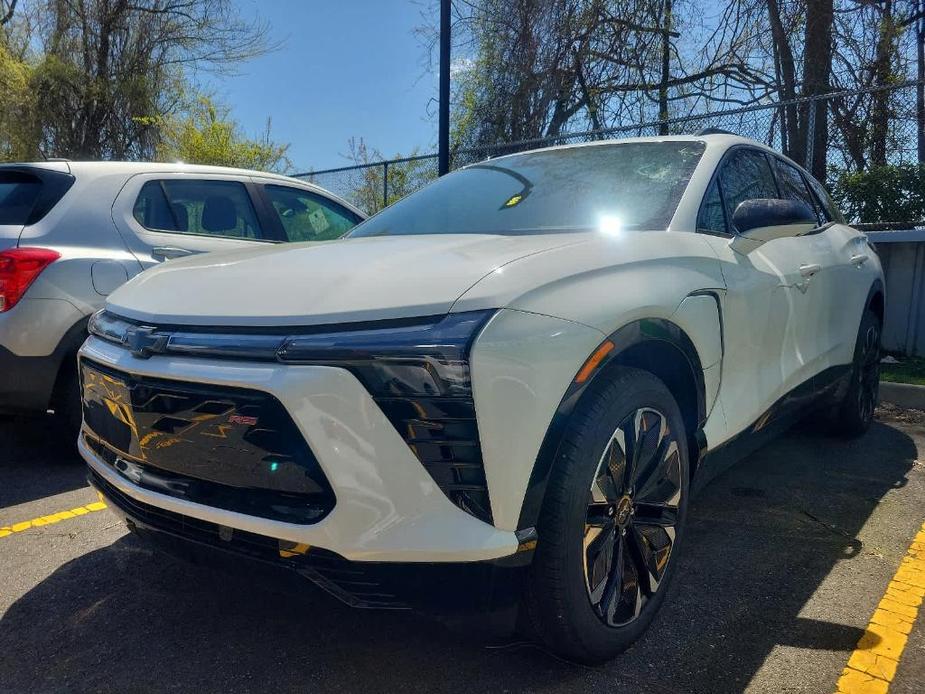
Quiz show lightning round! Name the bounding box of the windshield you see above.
[348,141,705,237]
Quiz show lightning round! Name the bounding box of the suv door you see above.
[768,156,845,386]
[801,172,877,371]
[112,174,280,267]
[696,147,819,437]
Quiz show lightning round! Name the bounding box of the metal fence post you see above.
[806,98,817,174]
[382,161,389,210]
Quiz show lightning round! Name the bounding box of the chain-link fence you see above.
[296,80,925,225]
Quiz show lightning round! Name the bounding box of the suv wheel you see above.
[832,309,881,438]
[523,366,689,664]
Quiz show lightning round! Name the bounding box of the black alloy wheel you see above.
[583,407,682,627]
[833,309,881,438]
[523,366,689,664]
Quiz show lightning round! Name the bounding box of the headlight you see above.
[87,309,134,346]
[277,310,495,397]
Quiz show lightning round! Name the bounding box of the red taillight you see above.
[0,247,61,312]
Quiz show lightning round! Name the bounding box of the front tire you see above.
[523,367,689,664]
[832,309,881,438]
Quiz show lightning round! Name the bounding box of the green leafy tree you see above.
[156,97,290,172]
[321,138,435,215]
[4,0,272,161]
[0,39,39,160]
[831,164,925,224]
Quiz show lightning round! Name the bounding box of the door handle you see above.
[799,263,822,278]
[850,254,869,267]
[152,246,193,261]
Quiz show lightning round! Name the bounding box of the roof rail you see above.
[696,127,737,136]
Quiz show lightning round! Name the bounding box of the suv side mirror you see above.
[730,198,817,254]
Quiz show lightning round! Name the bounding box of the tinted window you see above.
[348,142,706,237]
[719,149,779,228]
[0,172,42,225]
[773,158,823,225]
[264,185,360,242]
[697,179,727,234]
[133,180,263,239]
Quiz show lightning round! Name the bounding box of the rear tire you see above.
[832,309,881,438]
[54,364,83,446]
[523,367,689,664]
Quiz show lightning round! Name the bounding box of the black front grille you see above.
[81,360,334,524]
[375,396,491,522]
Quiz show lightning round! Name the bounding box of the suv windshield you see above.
[348,141,705,237]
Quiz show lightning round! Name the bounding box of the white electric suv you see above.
[77,135,884,663]
[0,161,363,432]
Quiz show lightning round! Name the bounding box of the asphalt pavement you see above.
[1,407,923,694]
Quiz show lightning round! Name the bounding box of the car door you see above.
[112,173,281,268]
[767,156,846,385]
[254,180,364,242]
[801,173,877,371]
[696,147,817,438]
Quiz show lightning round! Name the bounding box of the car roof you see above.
[0,160,365,217]
[475,133,773,162]
[0,160,301,180]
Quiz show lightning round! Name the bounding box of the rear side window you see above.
[264,185,360,242]
[772,158,824,226]
[133,180,263,239]
[0,170,74,226]
[804,174,843,224]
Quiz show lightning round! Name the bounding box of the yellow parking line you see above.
[0,500,108,539]
[836,520,925,694]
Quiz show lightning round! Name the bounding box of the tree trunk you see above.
[917,0,925,163]
[870,0,895,168]
[801,0,834,181]
[658,0,672,136]
[766,0,801,162]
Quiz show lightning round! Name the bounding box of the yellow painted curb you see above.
[835,523,925,693]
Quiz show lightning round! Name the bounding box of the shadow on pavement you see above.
[0,419,917,693]
[0,417,87,509]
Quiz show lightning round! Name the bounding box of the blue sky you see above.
[205,1,439,172]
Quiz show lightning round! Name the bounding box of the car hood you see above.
[106,234,588,327]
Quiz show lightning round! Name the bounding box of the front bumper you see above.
[89,466,528,614]
[78,335,520,563]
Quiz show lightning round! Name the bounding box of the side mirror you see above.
[730,198,817,254]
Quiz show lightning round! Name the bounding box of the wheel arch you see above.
[866,279,885,325]
[49,314,91,412]
[516,317,706,531]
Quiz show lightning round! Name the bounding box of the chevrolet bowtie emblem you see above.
[125,325,168,359]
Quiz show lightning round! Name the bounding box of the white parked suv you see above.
[78,135,883,663]
[0,161,363,431]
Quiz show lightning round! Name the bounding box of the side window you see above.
[718,149,779,228]
[804,174,843,224]
[697,178,727,234]
[132,180,263,239]
[264,185,361,242]
[772,158,824,225]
